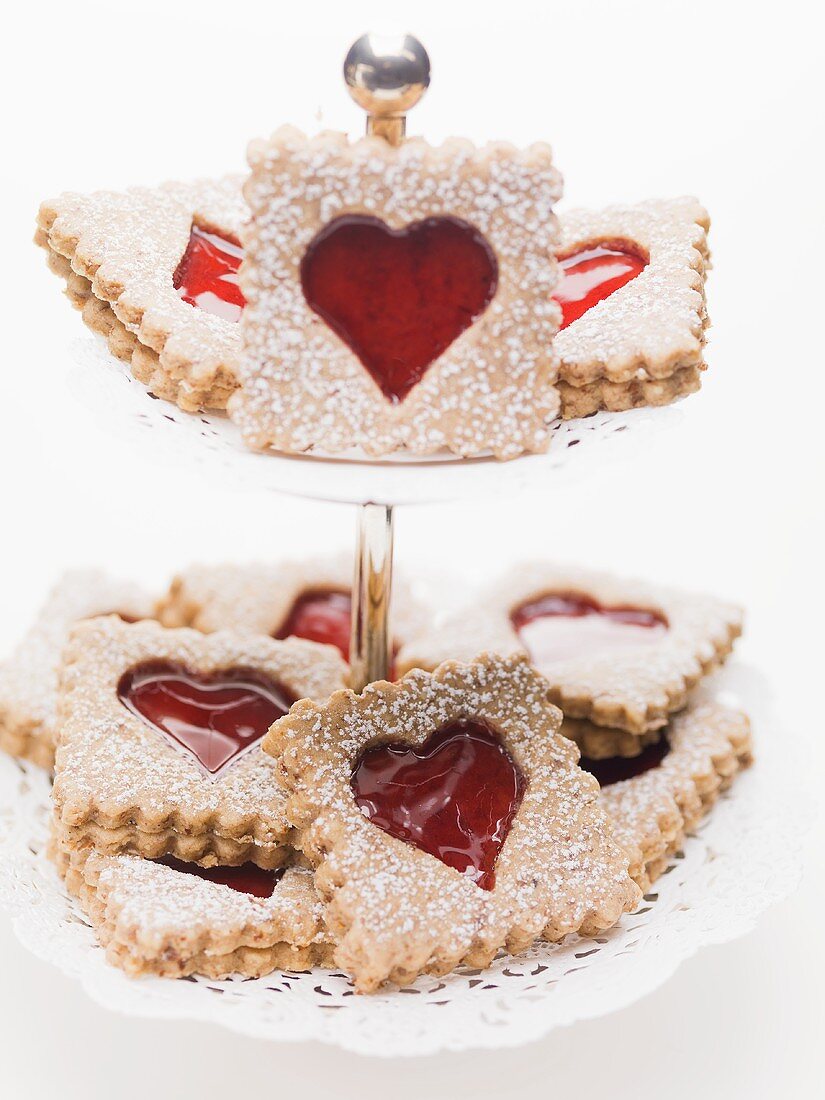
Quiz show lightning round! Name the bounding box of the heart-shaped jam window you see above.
[173,225,245,322]
[117,661,293,776]
[301,215,499,402]
[158,857,283,898]
[580,737,670,787]
[512,592,667,668]
[350,719,525,890]
[275,588,399,675]
[554,242,647,329]
[275,589,353,662]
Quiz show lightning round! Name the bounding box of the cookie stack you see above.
[398,564,752,893]
[36,171,710,457]
[0,562,752,992]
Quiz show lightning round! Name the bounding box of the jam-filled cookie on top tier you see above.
[230,129,564,459]
[35,176,246,412]
[553,197,710,418]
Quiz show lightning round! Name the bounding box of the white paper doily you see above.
[0,663,810,1056]
[67,336,682,506]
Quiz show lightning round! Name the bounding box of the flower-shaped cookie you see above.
[592,700,753,892]
[53,838,332,979]
[156,557,428,665]
[0,570,155,767]
[53,617,347,868]
[230,129,563,459]
[264,653,638,992]
[397,565,742,737]
[36,176,246,411]
[553,197,710,418]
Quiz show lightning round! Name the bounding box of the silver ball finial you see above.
[344,33,430,145]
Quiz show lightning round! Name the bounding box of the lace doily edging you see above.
[0,670,814,1056]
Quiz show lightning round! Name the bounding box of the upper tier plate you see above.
[69,335,682,506]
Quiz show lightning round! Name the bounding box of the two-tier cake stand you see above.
[0,32,811,1057]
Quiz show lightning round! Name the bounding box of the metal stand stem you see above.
[350,503,395,691]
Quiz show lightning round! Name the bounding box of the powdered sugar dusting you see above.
[83,850,324,942]
[52,617,347,860]
[0,570,155,765]
[267,653,638,991]
[38,174,708,430]
[231,130,564,459]
[398,563,743,734]
[555,197,710,384]
[156,556,429,644]
[601,700,753,891]
[37,176,246,410]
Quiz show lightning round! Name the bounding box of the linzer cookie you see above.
[397,565,742,736]
[52,617,347,868]
[0,571,154,767]
[229,129,563,459]
[265,653,639,992]
[36,176,246,411]
[156,557,427,665]
[553,197,710,418]
[591,700,753,892]
[53,837,333,979]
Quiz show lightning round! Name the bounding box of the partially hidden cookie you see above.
[397,564,742,736]
[562,720,662,760]
[156,557,428,665]
[36,176,246,412]
[0,570,155,767]
[230,129,563,459]
[553,197,710,418]
[53,617,347,868]
[590,700,753,893]
[265,653,639,992]
[52,835,333,979]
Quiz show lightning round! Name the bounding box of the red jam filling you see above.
[350,719,525,891]
[275,590,354,662]
[300,215,498,402]
[580,737,670,787]
[554,243,647,329]
[512,592,667,667]
[158,857,283,898]
[173,225,245,322]
[275,589,398,676]
[117,661,293,774]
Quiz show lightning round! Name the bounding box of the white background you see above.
[1,0,823,1095]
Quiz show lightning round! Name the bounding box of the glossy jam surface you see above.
[275,589,353,662]
[300,215,498,402]
[554,243,647,329]
[351,720,525,890]
[275,588,398,676]
[173,225,245,322]
[580,737,670,787]
[512,592,667,668]
[117,661,293,774]
[159,857,283,898]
